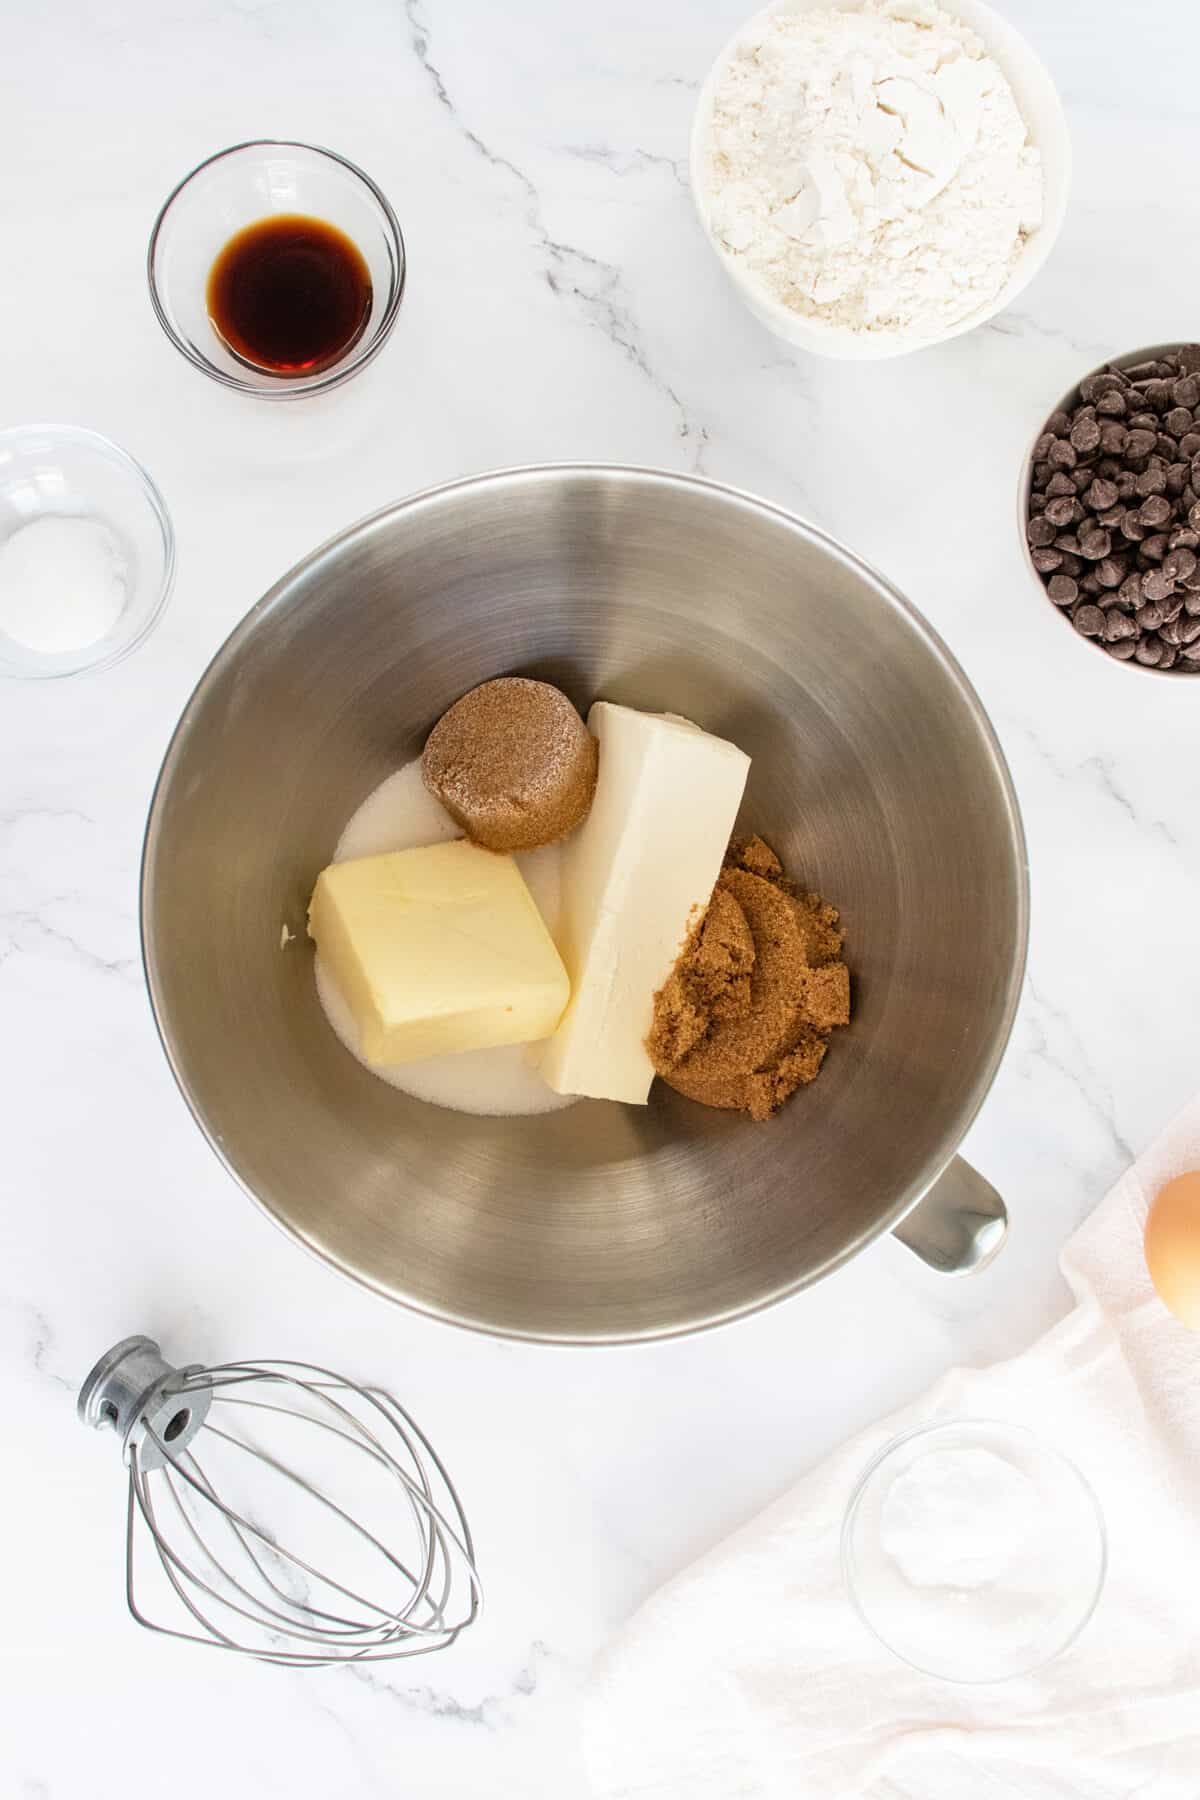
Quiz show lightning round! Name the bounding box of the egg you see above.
[1144,1171,1200,1329]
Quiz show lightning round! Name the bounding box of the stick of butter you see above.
[540,703,750,1104]
[308,840,569,1066]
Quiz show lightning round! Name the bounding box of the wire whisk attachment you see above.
[78,1335,481,1667]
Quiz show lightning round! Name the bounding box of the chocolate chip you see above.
[1095,557,1126,588]
[1115,470,1137,498]
[1136,637,1165,666]
[1141,570,1176,604]
[1031,546,1064,573]
[1177,614,1200,645]
[1141,533,1168,562]
[1079,572,1103,596]
[1186,591,1200,614]
[1125,428,1158,459]
[1070,416,1102,452]
[1049,439,1078,470]
[1163,547,1198,583]
[1026,514,1056,546]
[1159,642,1179,670]
[1158,433,1180,459]
[1078,527,1111,559]
[1175,376,1200,408]
[1055,533,1082,555]
[1128,412,1158,432]
[1117,573,1143,608]
[1139,494,1172,526]
[1100,422,1129,455]
[1096,389,1127,416]
[1048,410,1072,435]
[1045,495,1080,528]
[1047,575,1078,606]
[1169,527,1200,550]
[1136,464,1168,498]
[1119,508,1146,541]
[1143,379,1175,409]
[1080,373,1125,402]
[1165,407,1194,437]
[1178,346,1200,374]
[1083,477,1119,511]
[1107,637,1138,660]
[1059,552,1084,576]
[1166,463,1190,496]
[1104,609,1139,641]
[1073,603,1106,637]
[1045,471,1076,498]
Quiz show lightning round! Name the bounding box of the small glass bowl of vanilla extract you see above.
[148,141,405,398]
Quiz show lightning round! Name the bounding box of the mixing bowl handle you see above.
[891,1156,1007,1275]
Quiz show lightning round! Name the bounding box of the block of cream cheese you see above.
[539,703,750,1104]
[308,839,569,1066]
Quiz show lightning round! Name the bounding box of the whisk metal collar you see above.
[78,1335,211,1471]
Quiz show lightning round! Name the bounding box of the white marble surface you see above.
[3,2,1199,1794]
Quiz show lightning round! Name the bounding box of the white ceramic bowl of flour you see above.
[691,0,1071,359]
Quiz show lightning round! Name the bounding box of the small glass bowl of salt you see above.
[0,424,174,680]
[842,1419,1106,1683]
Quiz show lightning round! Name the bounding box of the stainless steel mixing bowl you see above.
[143,466,1028,1343]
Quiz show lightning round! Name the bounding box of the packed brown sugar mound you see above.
[647,835,850,1121]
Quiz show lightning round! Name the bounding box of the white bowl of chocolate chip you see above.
[1021,343,1200,677]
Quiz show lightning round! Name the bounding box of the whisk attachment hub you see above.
[78,1335,210,1471]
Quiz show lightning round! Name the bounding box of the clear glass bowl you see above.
[147,140,406,398]
[842,1418,1107,1683]
[0,425,175,681]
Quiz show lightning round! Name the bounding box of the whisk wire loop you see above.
[85,1338,481,1666]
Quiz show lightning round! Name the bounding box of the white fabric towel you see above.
[584,1098,1200,1800]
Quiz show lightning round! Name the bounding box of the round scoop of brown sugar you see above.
[422,677,598,852]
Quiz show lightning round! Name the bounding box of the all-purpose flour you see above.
[705,0,1044,338]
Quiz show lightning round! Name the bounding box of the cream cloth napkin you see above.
[584,1097,1200,1800]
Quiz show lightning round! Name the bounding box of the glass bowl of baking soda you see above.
[0,424,175,680]
[842,1419,1106,1682]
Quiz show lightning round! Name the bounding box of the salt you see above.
[0,515,128,654]
[880,1446,1041,1589]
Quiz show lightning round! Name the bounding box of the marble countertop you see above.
[4,1,1199,1794]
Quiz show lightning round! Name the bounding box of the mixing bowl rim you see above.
[140,461,1030,1345]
